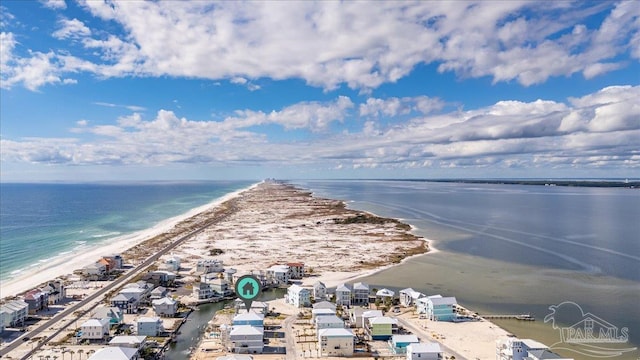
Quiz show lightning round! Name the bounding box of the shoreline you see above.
[0,183,259,299]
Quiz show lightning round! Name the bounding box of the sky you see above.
[1,0,639,181]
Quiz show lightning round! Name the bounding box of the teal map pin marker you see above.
[235,275,262,312]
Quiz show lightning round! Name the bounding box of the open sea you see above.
[0,181,254,282]
[1,179,638,358]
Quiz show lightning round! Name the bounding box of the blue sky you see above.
[1,0,639,181]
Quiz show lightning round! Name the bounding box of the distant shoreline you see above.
[307,178,640,188]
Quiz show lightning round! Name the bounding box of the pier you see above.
[480,314,535,321]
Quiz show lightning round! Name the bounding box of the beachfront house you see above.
[335,284,351,307]
[1,300,28,327]
[353,282,370,305]
[416,295,441,314]
[196,259,224,274]
[224,268,237,284]
[315,314,344,331]
[286,284,311,308]
[42,280,66,304]
[103,254,124,269]
[318,328,355,357]
[81,262,107,280]
[391,334,419,354]
[23,289,48,314]
[287,262,305,279]
[80,318,110,341]
[0,310,6,333]
[92,306,124,326]
[312,281,327,300]
[87,346,139,360]
[399,288,425,307]
[229,325,264,354]
[152,297,178,317]
[204,277,231,296]
[234,299,269,314]
[136,317,163,336]
[232,312,264,327]
[406,342,442,360]
[425,296,457,322]
[496,337,564,360]
[266,264,290,285]
[109,335,147,349]
[375,288,395,302]
[366,316,396,340]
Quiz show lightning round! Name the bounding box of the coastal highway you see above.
[0,202,237,359]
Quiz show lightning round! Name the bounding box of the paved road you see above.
[1,203,237,360]
[395,316,467,360]
[283,315,297,360]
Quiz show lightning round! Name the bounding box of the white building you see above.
[315,314,344,331]
[163,255,181,272]
[399,288,424,307]
[416,295,441,314]
[313,301,336,311]
[266,265,290,285]
[313,281,327,300]
[286,284,311,308]
[109,335,147,348]
[152,297,177,317]
[318,328,355,357]
[312,308,336,324]
[136,317,163,336]
[87,347,139,360]
[375,288,395,300]
[196,259,224,274]
[406,342,442,360]
[335,284,351,307]
[229,325,264,354]
[496,337,565,360]
[80,318,110,340]
[0,300,28,327]
[0,310,6,333]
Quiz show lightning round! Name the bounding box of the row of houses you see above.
[81,254,124,280]
[0,279,67,333]
[84,335,149,360]
[79,304,166,342]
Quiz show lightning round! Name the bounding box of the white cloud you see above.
[4,1,634,91]
[40,0,66,10]
[3,86,638,171]
[359,96,444,117]
[52,18,91,39]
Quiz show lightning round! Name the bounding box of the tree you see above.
[77,349,84,360]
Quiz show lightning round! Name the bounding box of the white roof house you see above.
[109,335,147,348]
[376,288,395,298]
[286,284,311,308]
[399,288,425,307]
[335,284,351,307]
[407,342,442,360]
[87,346,138,360]
[315,314,344,330]
[313,301,336,311]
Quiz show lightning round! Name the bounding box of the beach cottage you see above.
[335,284,351,307]
[312,301,336,311]
[23,289,48,314]
[80,318,110,341]
[353,282,370,305]
[406,342,442,360]
[416,295,441,314]
[375,288,395,302]
[111,293,138,314]
[229,325,264,354]
[318,328,355,357]
[109,335,147,349]
[152,297,177,317]
[286,284,311,308]
[136,317,163,336]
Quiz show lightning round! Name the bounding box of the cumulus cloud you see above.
[40,0,66,10]
[3,1,638,90]
[2,86,639,171]
[52,18,91,39]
